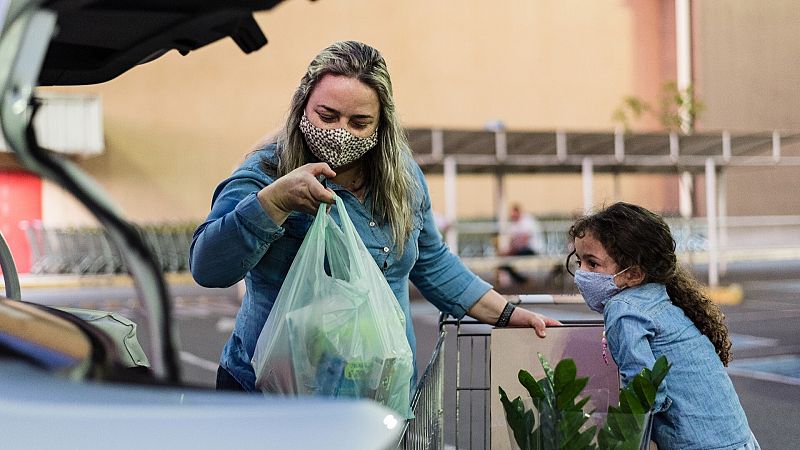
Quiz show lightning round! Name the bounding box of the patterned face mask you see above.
[573,267,631,313]
[299,113,378,168]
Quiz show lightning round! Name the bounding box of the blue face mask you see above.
[574,267,631,313]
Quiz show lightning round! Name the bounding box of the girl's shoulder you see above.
[623,282,668,301]
[607,283,669,313]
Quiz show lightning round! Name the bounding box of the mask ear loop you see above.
[612,266,637,288]
[613,266,632,278]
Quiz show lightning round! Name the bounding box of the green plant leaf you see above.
[519,369,546,401]
[538,353,555,385]
[554,358,577,394]
[621,413,644,437]
[605,409,627,440]
[631,377,656,409]
[502,355,670,449]
[499,386,534,450]
[597,426,611,449]
[562,426,598,450]
[537,378,555,411]
[650,355,671,389]
[536,401,558,450]
[639,367,653,384]
[558,409,584,432]
[557,376,589,410]
[620,389,646,414]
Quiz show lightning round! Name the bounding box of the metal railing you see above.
[399,320,446,449]
[451,215,800,264]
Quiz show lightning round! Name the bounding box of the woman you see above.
[190,40,559,392]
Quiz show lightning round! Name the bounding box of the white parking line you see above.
[726,354,800,386]
[215,317,236,333]
[730,333,779,350]
[726,367,800,386]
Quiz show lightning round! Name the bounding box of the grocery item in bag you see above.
[251,195,413,417]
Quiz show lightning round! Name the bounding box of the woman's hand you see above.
[507,307,562,338]
[467,289,561,338]
[257,163,337,225]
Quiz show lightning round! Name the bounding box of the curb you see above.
[705,283,744,305]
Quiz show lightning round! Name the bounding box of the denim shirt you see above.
[604,283,754,450]
[190,144,491,392]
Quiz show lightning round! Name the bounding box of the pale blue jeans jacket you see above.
[190,144,491,391]
[604,283,759,450]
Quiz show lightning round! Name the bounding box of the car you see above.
[0,1,402,448]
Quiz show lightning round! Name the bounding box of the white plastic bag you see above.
[251,195,413,417]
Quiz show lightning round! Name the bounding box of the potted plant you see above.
[499,354,670,450]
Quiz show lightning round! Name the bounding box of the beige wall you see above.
[43,1,679,224]
[41,181,97,226]
[694,0,800,131]
[694,0,800,216]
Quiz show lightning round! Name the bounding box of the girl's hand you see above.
[257,163,337,224]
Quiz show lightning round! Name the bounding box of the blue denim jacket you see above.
[190,144,490,391]
[604,283,755,450]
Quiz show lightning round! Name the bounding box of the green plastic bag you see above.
[252,195,413,418]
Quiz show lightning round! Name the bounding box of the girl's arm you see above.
[604,304,670,412]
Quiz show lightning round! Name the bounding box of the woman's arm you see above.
[190,161,336,288]
[190,173,280,288]
[466,289,561,338]
[407,164,560,335]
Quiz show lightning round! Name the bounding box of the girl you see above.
[567,202,759,450]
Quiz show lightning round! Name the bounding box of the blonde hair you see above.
[267,41,418,255]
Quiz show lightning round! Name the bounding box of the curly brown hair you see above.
[568,202,732,366]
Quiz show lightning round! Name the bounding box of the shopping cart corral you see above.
[400,295,654,450]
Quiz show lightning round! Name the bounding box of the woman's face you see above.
[304,74,380,138]
[573,231,621,276]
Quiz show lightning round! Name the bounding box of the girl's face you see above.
[573,231,621,276]
[574,231,642,289]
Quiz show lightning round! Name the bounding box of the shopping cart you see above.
[398,314,447,449]
[399,296,654,450]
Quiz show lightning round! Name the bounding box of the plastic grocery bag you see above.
[251,195,413,418]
